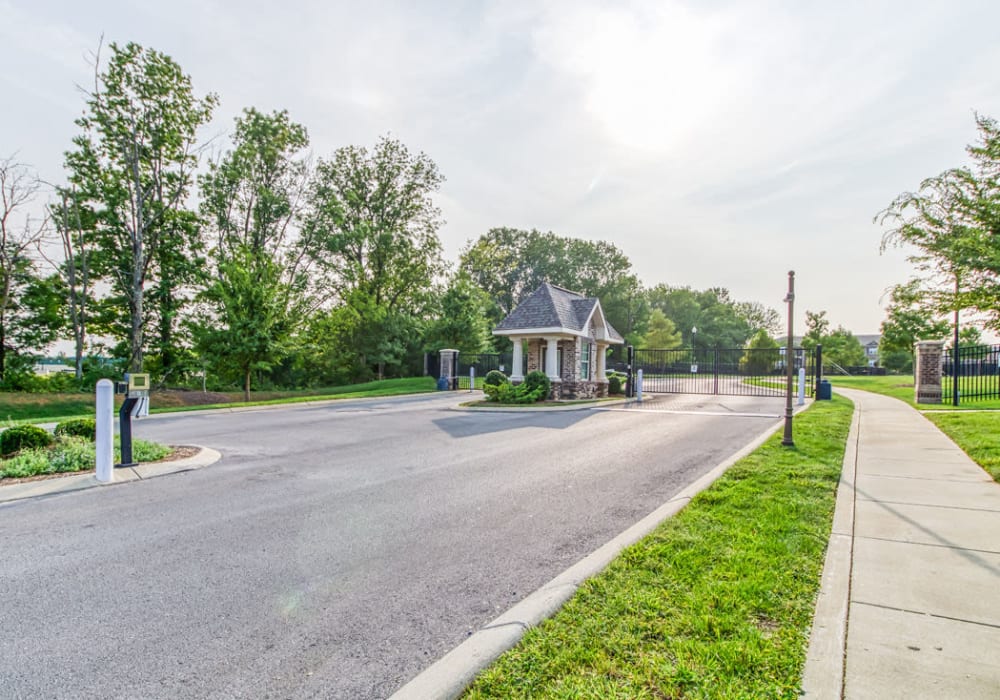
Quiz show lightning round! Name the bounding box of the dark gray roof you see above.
[495,283,624,342]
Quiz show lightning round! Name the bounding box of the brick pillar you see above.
[914,340,945,404]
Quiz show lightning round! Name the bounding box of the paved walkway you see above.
[803,388,1000,699]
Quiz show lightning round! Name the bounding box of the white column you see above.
[545,337,560,381]
[597,343,607,380]
[510,337,524,381]
[95,379,114,483]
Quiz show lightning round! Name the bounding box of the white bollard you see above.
[470,367,475,393]
[95,379,114,483]
[637,368,644,402]
[798,367,806,406]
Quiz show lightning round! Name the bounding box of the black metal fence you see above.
[943,343,1000,402]
[454,353,503,389]
[622,346,817,398]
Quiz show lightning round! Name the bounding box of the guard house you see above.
[493,282,625,399]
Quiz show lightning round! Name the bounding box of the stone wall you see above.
[553,380,608,400]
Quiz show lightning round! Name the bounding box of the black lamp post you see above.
[782,271,795,447]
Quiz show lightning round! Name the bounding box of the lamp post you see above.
[782,271,795,447]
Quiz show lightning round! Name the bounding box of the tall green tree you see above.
[879,113,1000,329]
[304,136,446,378]
[459,227,644,339]
[196,108,313,399]
[424,272,493,354]
[64,41,216,372]
[801,310,830,354]
[740,329,780,375]
[822,327,867,369]
[638,308,682,349]
[646,285,754,349]
[879,280,950,372]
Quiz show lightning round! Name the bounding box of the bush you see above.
[484,370,508,387]
[48,437,95,473]
[1,448,51,478]
[55,418,97,441]
[608,375,623,395]
[523,370,552,399]
[1,425,53,456]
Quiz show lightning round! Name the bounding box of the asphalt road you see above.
[1,391,785,699]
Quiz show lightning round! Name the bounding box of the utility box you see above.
[817,379,832,400]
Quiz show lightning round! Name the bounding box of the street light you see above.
[782,271,795,447]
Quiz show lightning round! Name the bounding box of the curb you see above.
[0,446,222,504]
[389,414,786,699]
[801,389,859,698]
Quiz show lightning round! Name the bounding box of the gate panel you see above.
[631,347,814,397]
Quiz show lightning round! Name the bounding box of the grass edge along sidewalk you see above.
[461,396,853,700]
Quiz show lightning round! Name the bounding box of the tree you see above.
[735,301,781,337]
[459,228,644,339]
[879,280,950,373]
[740,329,780,375]
[48,188,96,380]
[304,136,446,377]
[193,248,292,400]
[424,272,492,354]
[801,310,830,354]
[0,157,61,382]
[878,113,1000,329]
[646,285,754,349]
[639,308,682,349]
[823,327,867,369]
[65,41,217,372]
[196,108,314,399]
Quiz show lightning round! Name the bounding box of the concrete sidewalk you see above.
[804,388,1000,699]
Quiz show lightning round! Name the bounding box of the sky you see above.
[3,0,1000,335]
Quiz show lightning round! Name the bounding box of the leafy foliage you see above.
[608,375,623,394]
[639,308,682,349]
[740,329,780,374]
[1,425,53,456]
[879,113,1000,330]
[484,370,508,387]
[54,418,97,440]
[483,370,551,404]
[64,41,217,373]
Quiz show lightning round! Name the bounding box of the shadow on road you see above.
[432,410,596,438]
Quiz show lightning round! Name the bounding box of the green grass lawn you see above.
[464,396,854,699]
[1,376,437,425]
[829,375,1000,410]
[924,412,1000,482]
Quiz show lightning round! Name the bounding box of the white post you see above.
[545,337,560,381]
[470,366,475,393]
[637,368,644,402]
[95,379,114,483]
[798,367,806,406]
[510,337,524,382]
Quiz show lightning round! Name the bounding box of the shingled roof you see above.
[494,283,624,343]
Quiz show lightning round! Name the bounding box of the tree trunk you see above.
[244,365,251,403]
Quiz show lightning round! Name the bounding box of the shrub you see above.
[1,448,51,478]
[130,439,171,463]
[523,370,551,399]
[484,370,508,387]
[1,425,53,456]
[48,437,95,473]
[55,418,97,441]
[608,375,623,395]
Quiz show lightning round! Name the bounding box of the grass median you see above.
[1,377,437,425]
[464,396,854,699]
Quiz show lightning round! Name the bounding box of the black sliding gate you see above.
[617,346,817,398]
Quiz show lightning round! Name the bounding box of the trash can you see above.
[436,377,449,391]
[817,379,832,400]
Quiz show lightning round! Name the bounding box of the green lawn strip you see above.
[924,412,1000,483]
[464,396,854,700]
[2,377,437,425]
[830,375,1000,410]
